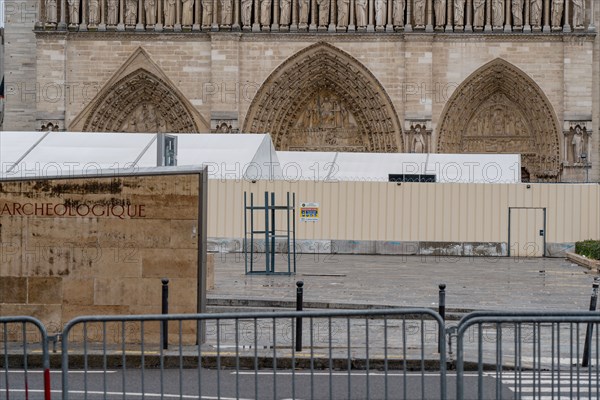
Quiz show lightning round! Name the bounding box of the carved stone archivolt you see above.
[437,58,562,182]
[242,42,403,152]
[70,47,208,132]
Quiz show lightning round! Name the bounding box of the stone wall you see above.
[0,172,205,334]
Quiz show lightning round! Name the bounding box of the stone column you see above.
[36,0,45,29]
[272,0,280,29]
[589,0,596,31]
[80,0,88,30]
[386,0,394,30]
[405,0,412,30]
[58,0,67,29]
[253,0,261,30]
[329,0,337,30]
[504,0,511,31]
[348,0,356,29]
[310,0,317,30]
[523,0,530,30]
[465,0,472,30]
[542,0,550,31]
[211,0,218,30]
[484,0,491,30]
[193,0,201,29]
[291,0,299,29]
[136,0,144,29]
[446,0,453,30]
[99,0,106,29]
[426,0,433,30]
[368,0,375,31]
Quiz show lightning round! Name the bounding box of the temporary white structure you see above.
[276,151,521,183]
[0,132,281,180]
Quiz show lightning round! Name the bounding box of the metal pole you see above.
[295,281,304,352]
[582,277,599,367]
[162,278,169,350]
[439,283,446,353]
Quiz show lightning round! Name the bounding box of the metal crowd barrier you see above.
[0,316,52,400]
[456,311,600,400]
[60,309,446,400]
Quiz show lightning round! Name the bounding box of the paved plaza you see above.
[209,254,598,313]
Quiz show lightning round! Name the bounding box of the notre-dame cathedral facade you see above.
[2,0,598,182]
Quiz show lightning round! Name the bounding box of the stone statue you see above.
[413,127,425,153]
[201,0,212,26]
[145,0,156,24]
[241,0,252,26]
[572,126,584,162]
[530,0,542,27]
[572,0,584,28]
[299,0,310,25]
[182,0,194,24]
[413,0,425,27]
[512,0,523,26]
[126,0,137,24]
[68,0,79,24]
[317,0,329,26]
[163,0,175,25]
[454,0,465,26]
[356,0,368,25]
[492,0,503,26]
[46,0,57,23]
[89,0,99,24]
[337,0,349,26]
[433,0,445,27]
[375,0,387,25]
[393,0,404,25]
[260,0,271,26]
[107,0,118,24]
[551,0,563,28]
[280,0,291,25]
[219,0,232,25]
[473,0,485,26]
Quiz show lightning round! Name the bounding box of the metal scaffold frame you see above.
[244,191,296,275]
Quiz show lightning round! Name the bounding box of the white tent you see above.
[276,151,521,183]
[0,132,281,180]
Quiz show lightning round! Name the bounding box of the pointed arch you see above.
[70,47,208,133]
[437,58,562,181]
[242,42,403,152]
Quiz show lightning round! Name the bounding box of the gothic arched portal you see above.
[70,47,208,133]
[242,42,403,152]
[437,58,562,182]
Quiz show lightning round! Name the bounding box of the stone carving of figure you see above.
[337,0,349,26]
[220,0,232,25]
[433,0,445,27]
[413,127,425,153]
[145,0,156,24]
[201,0,212,26]
[182,0,194,24]
[107,0,118,24]
[46,0,57,23]
[572,0,584,28]
[512,0,523,26]
[317,0,329,26]
[280,0,291,25]
[572,126,584,163]
[473,0,485,26]
[126,0,137,24]
[492,0,503,26]
[241,0,252,25]
[530,0,542,26]
[454,0,465,26]
[260,0,271,26]
[356,0,368,26]
[375,0,387,25]
[551,0,563,27]
[88,0,99,24]
[299,0,310,25]
[393,0,405,25]
[413,0,425,26]
[68,0,79,24]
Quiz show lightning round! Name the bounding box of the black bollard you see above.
[295,281,304,352]
[439,283,446,353]
[582,277,599,367]
[162,278,169,350]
